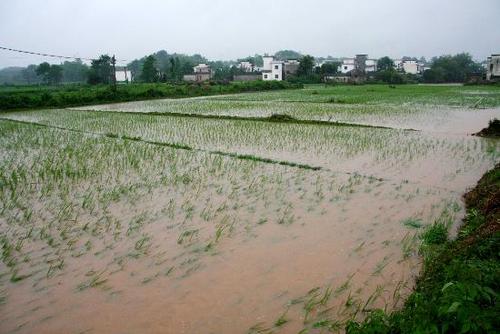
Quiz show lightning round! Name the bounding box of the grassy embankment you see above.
[347,123,499,333]
[0,81,301,111]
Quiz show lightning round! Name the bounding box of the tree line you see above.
[0,50,487,85]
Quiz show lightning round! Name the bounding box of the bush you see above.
[0,81,302,111]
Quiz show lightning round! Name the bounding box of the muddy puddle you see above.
[0,102,498,333]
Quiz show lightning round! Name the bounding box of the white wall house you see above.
[261,55,298,81]
[263,61,283,81]
[263,56,274,72]
[486,54,500,81]
[183,64,213,82]
[402,60,418,74]
[394,59,424,74]
[238,61,254,72]
[365,59,377,72]
[340,58,355,73]
[115,68,132,82]
[339,56,377,74]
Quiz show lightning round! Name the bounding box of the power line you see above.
[0,46,128,63]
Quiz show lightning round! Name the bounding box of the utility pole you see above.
[111,55,117,91]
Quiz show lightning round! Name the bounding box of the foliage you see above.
[423,53,483,83]
[377,56,395,71]
[237,54,264,67]
[0,81,301,110]
[297,55,315,77]
[36,62,63,85]
[61,60,88,83]
[87,55,113,85]
[140,55,159,83]
[274,50,302,61]
[375,68,405,84]
[21,65,40,85]
[128,50,207,82]
[319,62,340,76]
[347,165,500,334]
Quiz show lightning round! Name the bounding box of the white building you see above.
[402,60,418,74]
[261,55,298,81]
[340,58,355,73]
[115,67,132,82]
[394,59,424,74]
[238,61,254,72]
[263,61,283,81]
[183,64,213,82]
[486,54,500,81]
[365,59,377,72]
[339,56,377,74]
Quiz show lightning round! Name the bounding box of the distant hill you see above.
[274,50,302,61]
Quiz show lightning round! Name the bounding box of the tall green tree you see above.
[320,62,340,76]
[61,59,88,83]
[22,64,40,84]
[297,55,315,76]
[140,55,159,82]
[48,65,63,84]
[424,53,482,83]
[36,62,63,85]
[377,56,395,71]
[87,55,113,84]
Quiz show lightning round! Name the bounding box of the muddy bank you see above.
[475,118,500,138]
[347,164,500,333]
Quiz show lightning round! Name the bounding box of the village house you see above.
[394,59,426,74]
[261,55,299,81]
[486,54,500,81]
[115,66,132,82]
[339,55,377,74]
[237,61,255,72]
[183,64,213,82]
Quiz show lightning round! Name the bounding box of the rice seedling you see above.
[0,83,498,334]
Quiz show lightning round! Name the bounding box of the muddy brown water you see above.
[0,107,499,334]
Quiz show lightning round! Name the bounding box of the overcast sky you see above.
[0,0,499,68]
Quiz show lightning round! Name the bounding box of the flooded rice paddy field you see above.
[74,84,500,133]
[1,84,500,333]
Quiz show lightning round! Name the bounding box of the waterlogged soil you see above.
[74,99,500,134]
[1,90,499,333]
[2,109,498,191]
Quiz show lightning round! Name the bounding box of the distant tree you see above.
[36,62,62,84]
[36,62,51,83]
[274,50,302,61]
[375,68,405,84]
[424,53,482,83]
[238,54,264,67]
[423,67,446,83]
[126,50,209,81]
[61,59,88,83]
[87,55,113,84]
[297,55,315,76]
[169,57,181,81]
[140,55,159,82]
[48,65,63,84]
[377,57,395,71]
[22,64,40,84]
[320,62,340,76]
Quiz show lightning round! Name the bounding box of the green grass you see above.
[212,84,500,108]
[346,165,500,334]
[0,81,301,111]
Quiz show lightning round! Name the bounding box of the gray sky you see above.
[0,0,499,68]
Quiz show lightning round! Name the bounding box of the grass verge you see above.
[0,81,302,111]
[346,164,500,333]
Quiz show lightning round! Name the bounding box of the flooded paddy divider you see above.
[0,84,499,333]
